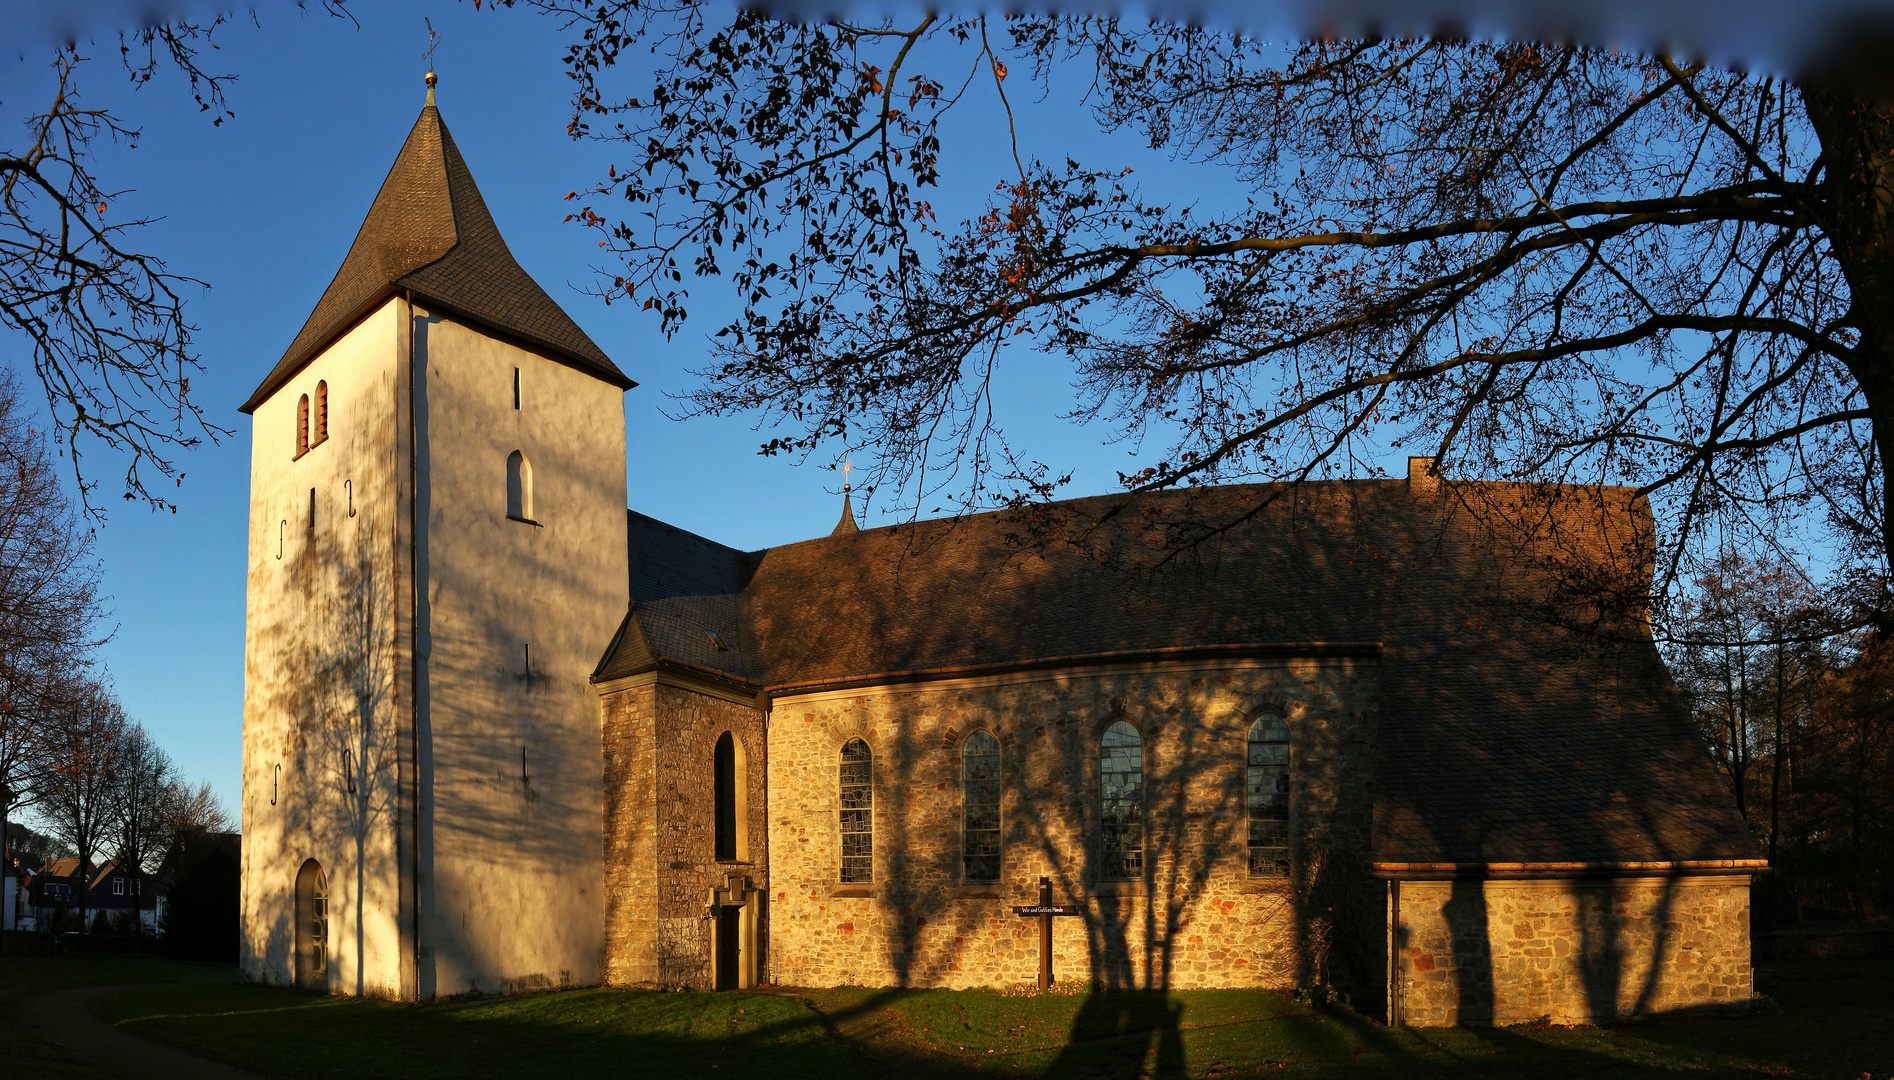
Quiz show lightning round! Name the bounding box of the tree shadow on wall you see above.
[314,532,397,997]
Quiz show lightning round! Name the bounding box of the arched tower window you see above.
[961,730,1001,883]
[1247,712,1291,878]
[714,731,749,862]
[294,859,328,990]
[1099,720,1143,880]
[506,450,534,521]
[314,381,329,445]
[296,394,310,458]
[839,737,873,884]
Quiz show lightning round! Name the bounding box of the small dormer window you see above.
[296,394,310,458]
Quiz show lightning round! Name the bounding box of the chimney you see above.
[1407,456,1439,495]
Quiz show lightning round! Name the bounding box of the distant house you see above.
[30,858,161,934]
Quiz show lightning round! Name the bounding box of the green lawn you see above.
[13,957,1889,1079]
[0,948,235,1080]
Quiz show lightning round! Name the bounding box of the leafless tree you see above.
[498,5,1894,620]
[1669,552,1828,823]
[0,370,107,943]
[30,677,126,933]
[105,723,174,927]
[162,777,232,839]
[2,9,354,512]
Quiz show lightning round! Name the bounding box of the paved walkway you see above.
[21,983,267,1080]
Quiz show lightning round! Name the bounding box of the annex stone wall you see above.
[601,676,768,989]
[765,657,1380,990]
[1393,876,1755,1025]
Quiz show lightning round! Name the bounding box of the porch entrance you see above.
[714,906,741,990]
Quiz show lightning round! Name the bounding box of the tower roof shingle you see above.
[241,100,631,414]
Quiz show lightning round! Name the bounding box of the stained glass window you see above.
[962,730,1001,882]
[1247,713,1291,877]
[1100,721,1143,880]
[839,738,873,883]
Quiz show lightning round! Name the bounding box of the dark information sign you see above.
[1012,904,1082,917]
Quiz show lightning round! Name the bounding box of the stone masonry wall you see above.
[601,683,658,985]
[1394,876,1754,1026]
[766,658,1380,990]
[602,676,768,989]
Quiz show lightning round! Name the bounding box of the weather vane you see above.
[424,18,441,90]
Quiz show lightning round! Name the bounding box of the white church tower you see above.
[239,76,632,998]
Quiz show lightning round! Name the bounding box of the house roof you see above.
[241,94,631,414]
[600,479,1756,866]
[38,858,127,890]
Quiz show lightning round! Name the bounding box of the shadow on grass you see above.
[87,962,1894,1080]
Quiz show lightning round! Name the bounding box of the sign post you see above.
[1012,876,1083,989]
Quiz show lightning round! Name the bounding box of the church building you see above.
[239,84,1764,1026]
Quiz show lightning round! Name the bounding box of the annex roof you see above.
[600,479,1756,867]
[241,95,631,414]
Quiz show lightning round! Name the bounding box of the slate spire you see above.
[242,78,632,413]
[831,487,860,536]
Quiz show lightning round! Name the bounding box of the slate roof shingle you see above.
[600,479,1757,867]
[242,99,631,414]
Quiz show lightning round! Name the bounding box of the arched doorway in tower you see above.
[295,859,328,990]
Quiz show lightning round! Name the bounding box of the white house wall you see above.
[409,312,625,995]
[241,300,407,996]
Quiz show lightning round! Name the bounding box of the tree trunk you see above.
[1769,646,1786,865]
[1804,80,1894,577]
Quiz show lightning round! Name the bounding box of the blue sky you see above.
[0,0,1284,821]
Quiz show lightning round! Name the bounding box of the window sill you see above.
[1087,881,1148,897]
[1240,878,1293,894]
[829,886,874,899]
[506,513,542,527]
[953,885,1003,900]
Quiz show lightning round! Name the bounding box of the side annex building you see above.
[239,89,1763,1026]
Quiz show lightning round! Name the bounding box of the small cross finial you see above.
[423,18,441,105]
[840,460,853,493]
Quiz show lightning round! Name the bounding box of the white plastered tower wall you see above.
[240,86,634,998]
[241,300,408,996]
[408,311,626,996]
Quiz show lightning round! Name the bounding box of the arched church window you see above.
[839,737,873,884]
[296,394,310,458]
[1247,712,1291,878]
[314,381,329,445]
[962,730,1001,883]
[506,450,534,522]
[295,859,328,990]
[1099,720,1143,879]
[715,731,746,862]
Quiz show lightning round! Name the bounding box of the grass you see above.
[3,955,1885,1079]
[0,947,235,1080]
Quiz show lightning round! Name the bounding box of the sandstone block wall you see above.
[765,658,1380,990]
[1393,876,1754,1026]
[601,676,768,989]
